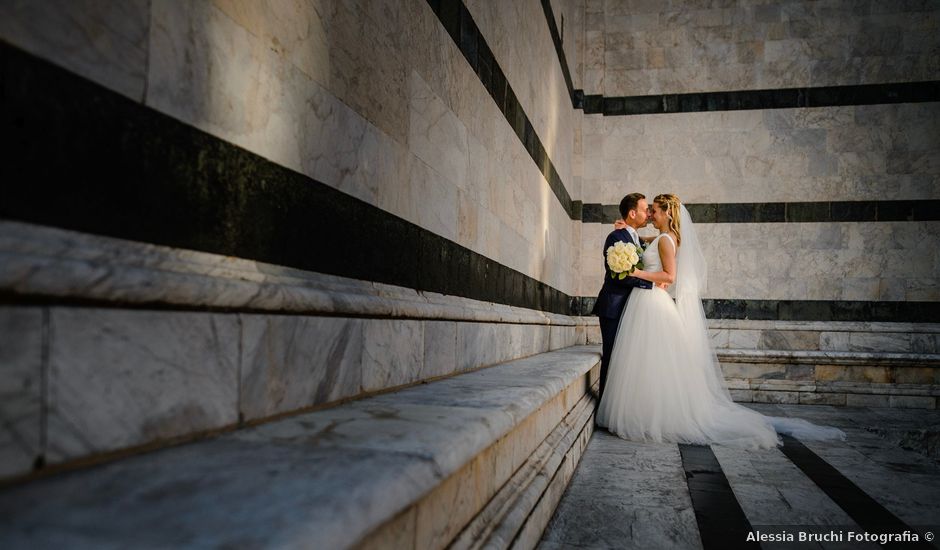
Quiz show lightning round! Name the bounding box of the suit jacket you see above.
[592,228,653,319]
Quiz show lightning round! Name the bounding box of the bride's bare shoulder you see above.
[660,232,679,249]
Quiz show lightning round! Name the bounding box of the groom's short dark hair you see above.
[619,193,645,218]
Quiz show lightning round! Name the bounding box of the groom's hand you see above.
[657,282,670,290]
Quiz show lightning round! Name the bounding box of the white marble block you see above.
[362,319,425,392]
[582,1,940,96]
[45,308,240,463]
[455,323,554,372]
[456,322,507,372]
[239,315,364,422]
[408,70,469,199]
[423,321,458,380]
[550,326,577,351]
[0,0,150,101]
[0,307,43,478]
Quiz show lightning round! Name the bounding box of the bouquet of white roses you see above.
[606,241,643,279]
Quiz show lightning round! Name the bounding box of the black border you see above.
[779,435,935,550]
[581,201,940,224]
[539,0,940,115]
[572,298,940,323]
[679,444,758,550]
[539,0,577,107]
[428,0,577,219]
[592,81,940,116]
[0,39,572,315]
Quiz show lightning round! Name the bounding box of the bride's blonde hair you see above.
[653,193,682,246]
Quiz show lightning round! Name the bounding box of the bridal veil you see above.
[674,205,845,444]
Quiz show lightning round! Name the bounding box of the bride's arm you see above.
[632,236,676,285]
[612,220,655,243]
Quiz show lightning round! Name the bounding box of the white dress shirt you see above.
[626,226,639,246]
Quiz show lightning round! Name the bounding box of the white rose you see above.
[606,241,641,274]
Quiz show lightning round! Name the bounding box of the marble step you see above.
[449,379,595,550]
[581,317,940,355]
[538,432,703,550]
[0,220,577,326]
[709,319,940,355]
[1,220,588,482]
[717,348,940,367]
[718,348,940,409]
[0,347,601,549]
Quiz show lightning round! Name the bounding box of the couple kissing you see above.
[591,193,844,449]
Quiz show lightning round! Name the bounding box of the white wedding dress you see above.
[597,206,844,449]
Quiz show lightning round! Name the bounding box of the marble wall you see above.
[584,0,940,96]
[550,0,586,91]
[0,0,581,296]
[579,101,940,302]
[581,103,940,205]
[583,217,940,302]
[577,29,940,301]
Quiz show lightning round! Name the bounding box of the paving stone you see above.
[770,407,940,528]
[545,404,940,550]
[539,431,702,549]
[712,445,855,527]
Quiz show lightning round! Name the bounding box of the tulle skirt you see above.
[596,287,843,449]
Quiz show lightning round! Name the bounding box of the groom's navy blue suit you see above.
[592,228,653,399]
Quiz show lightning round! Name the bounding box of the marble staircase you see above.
[0,221,587,483]
[0,346,600,549]
[582,317,940,409]
[711,320,940,409]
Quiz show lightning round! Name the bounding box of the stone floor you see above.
[539,404,940,550]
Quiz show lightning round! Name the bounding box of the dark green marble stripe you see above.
[428,0,577,219]
[572,298,940,323]
[591,81,940,116]
[2,39,936,323]
[581,201,940,224]
[779,435,935,550]
[0,39,572,315]
[679,444,758,550]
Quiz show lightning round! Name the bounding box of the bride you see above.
[596,193,844,449]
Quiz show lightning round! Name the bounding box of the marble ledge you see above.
[727,379,940,398]
[0,221,581,327]
[576,316,600,326]
[708,319,940,333]
[570,317,940,335]
[817,381,940,397]
[0,347,600,549]
[451,394,596,550]
[717,349,940,367]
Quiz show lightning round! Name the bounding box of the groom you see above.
[592,193,653,401]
